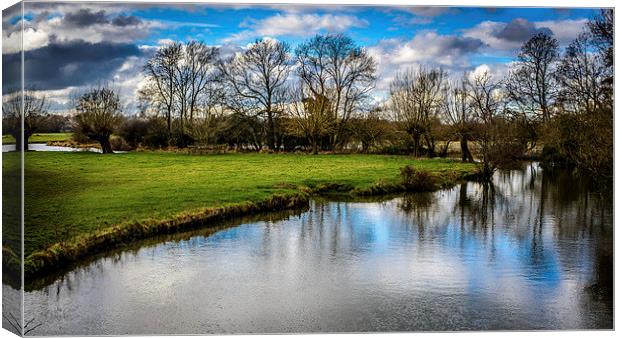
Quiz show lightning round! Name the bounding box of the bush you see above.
[118,116,174,149]
[71,130,92,144]
[544,112,612,181]
[400,165,437,191]
[488,118,530,166]
[259,147,275,154]
[540,145,574,168]
[170,131,195,148]
[119,118,150,148]
[379,145,408,155]
[142,117,169,149]
[110,136,132,151]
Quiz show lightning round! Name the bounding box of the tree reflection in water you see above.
[396,163,612,312]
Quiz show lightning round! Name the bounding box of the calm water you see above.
[2,144,121,153]
[24,163,613,334]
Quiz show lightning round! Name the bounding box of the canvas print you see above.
[1,1,614,335]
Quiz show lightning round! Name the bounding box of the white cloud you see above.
[156,38,175,46]
[38,87,77,112]
[533,19,588,45]
[221,13,368,43]
[462,21,521,51]
[373,31,484,67]
[2,25,50,53]
[462,18,589,52]
[35,55,149,114]
[485,62,511,81]
[469,64,493,82]
[368,31,485,93]
[265,4,360,13]
[2,9,165,54]
[402,7,453,17]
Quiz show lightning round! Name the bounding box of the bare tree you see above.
[351,105,393,153]
[389,66,446,157]
[74,86,123,154]
[546,12,614,180]
[286,83,334,154]
[588,9,613,69]
[219,39,291,150]
[183,41,219,123]
[2,89,48,151]
[505,32,559,124]
[144,42,183,136]
[142,41,222,147]
[467,70,504,178]
[555,32,608,115]
[295,34,376,149]
[191,73,227,145]
[588,9,614,107]
[443,75,475,162]
[168,41,220,145]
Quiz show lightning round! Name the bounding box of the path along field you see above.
[3,151,477,266]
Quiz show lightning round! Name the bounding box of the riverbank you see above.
[24,162,612,334]
[2,133,73,145]
[4,152,478,279]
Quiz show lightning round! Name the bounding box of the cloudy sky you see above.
[2,2,600,113]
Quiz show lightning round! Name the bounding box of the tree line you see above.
[134,34,378,154]
[2,10,612,179]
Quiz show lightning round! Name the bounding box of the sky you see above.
[1,2,602,113]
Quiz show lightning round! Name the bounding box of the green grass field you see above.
[6,151,476,257]
[2,133,73,145]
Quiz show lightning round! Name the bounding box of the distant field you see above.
[9,151,476,257]
[2,132,73,144]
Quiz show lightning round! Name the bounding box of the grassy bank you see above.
[2,132,73,145]
[4,151,477,277]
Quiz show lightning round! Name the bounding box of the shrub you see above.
[73,87,123,153]
[110,136,132,151]
[71,130,92,144]
[400,165,437,191]
[544,112,612,180]
[142,117,169,149]
[119,118,150,148]
[379,145,408,155]
[259,147,275,154]
[170,131,195,148]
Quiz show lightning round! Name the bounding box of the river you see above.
[2,144,122,153]
[22,163,613,334]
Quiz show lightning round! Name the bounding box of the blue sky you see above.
[130,6,594,44]
[1,2,602,112]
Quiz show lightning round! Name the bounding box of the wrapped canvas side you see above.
[2,1,24,336]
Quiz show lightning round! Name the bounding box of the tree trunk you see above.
[461,134,474,162]
[167,107,172,136]
[12,132,24,152]
[100,137,114,154]
[266,112,276,151]
[439,141,450,158]
[362,141,369,153]
[458,182,468,212]
[425,134,436,158]
[312,139,318,155]
[412,133,420,157]
[482,161,493,181]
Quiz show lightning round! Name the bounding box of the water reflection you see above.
[2,144,122,153]
[24,163,612,334]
